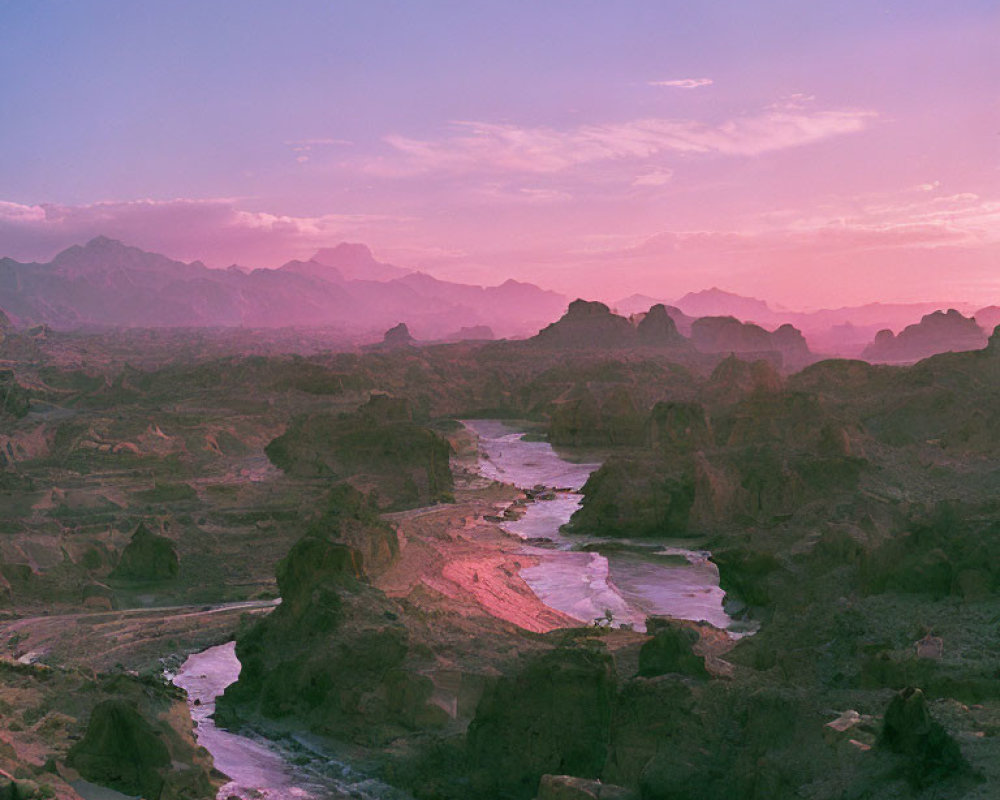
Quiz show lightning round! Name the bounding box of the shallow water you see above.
[169,422,733,799]
[172,642,408,800]
[464,419,734,633]
[173,642,319,799]
[465,419,599,492]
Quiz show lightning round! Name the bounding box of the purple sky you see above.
[1,1,998,308]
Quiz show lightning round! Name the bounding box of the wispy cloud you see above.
[648,78,713,89]
[632,168,674,187]
[285,137,354,163]
[770,192,1000,246]
[365,106,877,177]
[476,184,573,203]
[285,138,354,147]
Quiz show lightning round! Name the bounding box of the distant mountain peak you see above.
[311,242,411,281]
[85,234,123,248]
[674,287,775,322]
[315,242,376,266]
[51,236,184,274]
[679,286,771,307]
[277,258,346,285]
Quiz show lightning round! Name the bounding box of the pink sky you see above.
[1,2,998,310]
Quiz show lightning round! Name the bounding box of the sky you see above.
[1,0,998,309]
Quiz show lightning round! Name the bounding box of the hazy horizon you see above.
[4,233,993,318]
[2,1,998,309]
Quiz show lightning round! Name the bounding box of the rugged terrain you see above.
[0,305,999,799]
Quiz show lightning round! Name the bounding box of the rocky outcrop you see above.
[572,375,864,537]
[443,324,495,342]
[571,456,694,537]
[861,502,1000,600]
[67,699,172,799]
[691,316,811,368]
[880,688,966,786]
[533,300,694,352]
[378,322,416,350]
[645,401,712,453]
[549,388,603,446]
[532,300,636,349]
[692,315,773,353]
[549,386,646,447]
[0,308,12,349]
[974,306,1000,335]
[109,523,179,581]
[466,644,617,798]
[265,395,453,509]
[635,304,688,348]
[862,309,988,363]
[637,620,708,678]
[0,559,12,606]
[0,370,30,420]
[218,494,424,742]
[306,484,400,575]
[703,355,783,407]
[772,322,810,360]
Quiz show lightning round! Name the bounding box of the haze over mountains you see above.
[1,236,997,362]
[616,287,994,357]
[0,236,565,340]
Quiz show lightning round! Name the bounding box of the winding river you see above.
[172,642,409,800]
[172,419,735,798]
[464,419,733,632]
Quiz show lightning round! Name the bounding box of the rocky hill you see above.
[862,309,988,363]
[690,315,812,369]
[264,394,454,509]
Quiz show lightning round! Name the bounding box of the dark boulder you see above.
[638,622,708,679]
[0,370,30,419]
[879,687,966,786]
[110,523,179,581]
[67,699,171,800]
[466,644,617,798]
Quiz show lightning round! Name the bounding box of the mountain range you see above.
[0,237,566,340]
[615,287,995,356]
[2,238,997,361]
